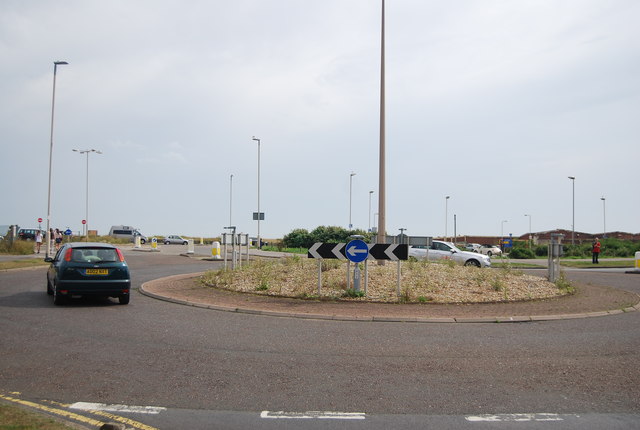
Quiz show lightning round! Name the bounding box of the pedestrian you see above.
[35,229,42,254]
[54,228,63,250]
[592,237,601,264]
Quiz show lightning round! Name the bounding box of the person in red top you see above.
[592,237,601,264]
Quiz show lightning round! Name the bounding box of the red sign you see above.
[38,218,43,223]
[82,220,87,225]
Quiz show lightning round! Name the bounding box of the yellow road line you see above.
[1,393,160,430]
[0,393,104,427]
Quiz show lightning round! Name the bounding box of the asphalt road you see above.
[1,248,639,429]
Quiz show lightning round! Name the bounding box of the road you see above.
[1,247,639,429]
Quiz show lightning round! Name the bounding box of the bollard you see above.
[134,236,141,248]
[211,241,221,259]
[636,251,640,269]
[151,237,157,250]
[187,239,195,254]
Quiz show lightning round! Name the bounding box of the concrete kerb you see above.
[139,273,640,324]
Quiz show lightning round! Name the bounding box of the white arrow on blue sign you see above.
[346,239,369,263]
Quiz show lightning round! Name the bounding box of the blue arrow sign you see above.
[346,239,369,263]
[64,229,72,236]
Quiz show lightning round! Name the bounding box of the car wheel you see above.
[164,241,169,245]
[183,241,188,245]
[53,287,65,305]
[464,259,481,268]
[140,239,146,244]
[487,251,492,257]
[118,294,130,305]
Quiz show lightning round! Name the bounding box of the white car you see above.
[478,244,502,257]
[163,235,188,245]
[409,240,491,268]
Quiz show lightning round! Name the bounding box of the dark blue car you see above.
[45,242,131,305]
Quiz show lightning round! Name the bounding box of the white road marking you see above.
[466,413,565,422]
[69,402,166,415]
[261,411,366,420]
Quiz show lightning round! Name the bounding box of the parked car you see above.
[17,228,43,241]
[409,240,491,268]
[45,242,131,305]
[464,243,481,252]
[163,235,188,245]
[109,225,147,244]
[478,244,502,257]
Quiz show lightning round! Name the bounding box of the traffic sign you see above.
[369,244,408,261]
[82,220,86,225]
[345,239,369,263]
[38,217,43,223]
[64,229,72,236]
[307,243,346,260]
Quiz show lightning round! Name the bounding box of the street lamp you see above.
[445,196,450,241]
[501,220,508,249]
[252,137,261,249]
[524,214,532,249]
[601,197,606,238]
[568,176,575,245]
[229,174,234,227]
[46,60,69,258]
[368,191,374,232]
[349,172,356,229]
[72,149,102,241]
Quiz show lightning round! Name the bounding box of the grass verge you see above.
[0,403,75,430]
[0,259,48,271]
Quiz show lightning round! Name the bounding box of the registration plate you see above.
[85,268,108,275]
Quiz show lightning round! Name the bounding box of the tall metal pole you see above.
[73,149,101,241]
[229,174,234,227]
[368,190,374,232]
[349,172,356,229]
[568,176,575,245]
[377,0,386,248]
[525,214,532,249]
[46,61,68,258]
[252,137,261,248]
[445,196,450,241]
[601,197,606,238]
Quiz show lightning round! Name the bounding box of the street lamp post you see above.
[349,172,356,229]
[46,60,69,258]
[72,149,102,241]
[229,174,234,227]
[368,191,374,232]
[252,137,261,248]
[568,176,575,245]
[501,220,508,249]
[601,197,606,238]
[444,196,450,241]
[524,214,532,249]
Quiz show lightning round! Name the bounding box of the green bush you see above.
[0,239,35,255]
[509,248,535,259]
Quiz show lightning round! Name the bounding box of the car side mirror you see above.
[44,257,53,263]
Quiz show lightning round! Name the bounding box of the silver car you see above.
[409,240,491,268]
[163,235,188,245]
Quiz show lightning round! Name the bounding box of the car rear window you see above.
[71,248,119,263]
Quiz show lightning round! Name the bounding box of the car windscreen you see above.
[70,248,119,263]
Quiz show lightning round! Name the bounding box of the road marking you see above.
[466,413,565,422]
[261,411,366,420]
[0,393,103,427]
[70,401,166,414]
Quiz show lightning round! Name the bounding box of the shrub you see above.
[509,248,535,259]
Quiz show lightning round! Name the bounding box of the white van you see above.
[109,225,147,244]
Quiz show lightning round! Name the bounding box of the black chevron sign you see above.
[369,243,408,261]
[307,243,346,260]
[308,242,408,261]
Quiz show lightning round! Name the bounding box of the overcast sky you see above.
[1,0,638,240]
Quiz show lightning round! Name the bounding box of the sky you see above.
[1,0,639,240]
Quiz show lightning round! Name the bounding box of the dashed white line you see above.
[466,413,566,422]
[261,411,366,420]
[69,402,166,415]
